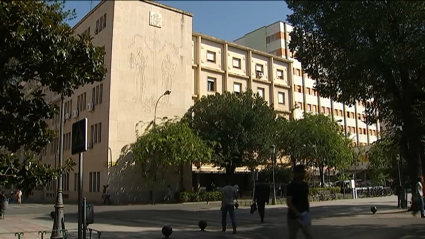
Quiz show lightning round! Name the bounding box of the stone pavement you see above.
[1,196,425,239]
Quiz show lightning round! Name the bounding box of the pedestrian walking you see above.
[220,179,238,234]
[163,185,173,202]
[413,176,425,218]
[254,180,270,223]
[16,190,22,204]
[286,165,313,239]
[103,185,111,204]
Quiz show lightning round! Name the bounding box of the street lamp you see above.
[270,145,277,205]
[51,95,65,239]
[153,90,171,128]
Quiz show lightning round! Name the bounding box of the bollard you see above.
[162,225,173,238]
[38,231,47,239]
[370,206,377,214]
[14,232,24,239]
[198,220,207,231]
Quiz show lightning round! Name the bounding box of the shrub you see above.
[178,191,222,203]
[309,187,341,196]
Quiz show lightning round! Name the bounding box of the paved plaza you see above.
[0,196,424,239]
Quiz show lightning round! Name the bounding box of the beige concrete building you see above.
[30,1,294,203]
[235,21,381,146]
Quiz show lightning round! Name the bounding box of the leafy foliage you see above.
[258,164,293,184]
[133,119,213,185]
[277,113,353,169]
[285,1,425,179]
[0,152,75,196]
[184,90,277,175]
[368,135,401,185]
[0,1,106,153]
[0,0,106,193]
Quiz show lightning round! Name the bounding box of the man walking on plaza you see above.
[413,176,425,218]
[220,178,238,234]
[254,180,270,223]
[286,165,313,239]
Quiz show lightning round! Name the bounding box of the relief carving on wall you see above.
[128,31,181,113]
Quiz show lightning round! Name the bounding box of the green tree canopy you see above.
[0,0,106,193]
[368,135,401,186]
[133,119,213,187]
[285,1,425,180]
[0,0,106,153]
[184,90,277,176]
[276,113,353,186]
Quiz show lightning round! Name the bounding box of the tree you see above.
[0,1,106,152]
[368,135,401,186]
[277,113,353,186]
[0,152,75,196]
[184,90,277,177]
[285,1,425,188]
[0,1,106,191]
[132,119,213,190]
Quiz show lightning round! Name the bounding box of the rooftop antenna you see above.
[90,0,93,11]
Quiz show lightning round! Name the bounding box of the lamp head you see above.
[164,90,171,95]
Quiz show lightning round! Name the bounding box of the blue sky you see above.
[64,1,291,41]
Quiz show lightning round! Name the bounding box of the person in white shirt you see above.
[416,177,425,218]
[220,179,238,234]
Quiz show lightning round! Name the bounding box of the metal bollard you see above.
[38,231,47,239]
[14,232,24,239]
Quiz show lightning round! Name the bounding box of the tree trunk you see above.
[319,165,325,187]
[179,164,185,192]
[403,113,423,211]
[225,164,236,183]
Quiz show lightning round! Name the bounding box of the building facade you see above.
[30,1,295,203]
[234,21,381,146]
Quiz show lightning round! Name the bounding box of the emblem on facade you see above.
[149,11,162,28]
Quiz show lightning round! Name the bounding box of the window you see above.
[74,173,78,191]
[63,173,69,192]
[102,13,107,29]
[297,69,301,76]
[307,104,312,111]
[89,171,101,192]
[278,92,285,104]
[95,14,107,35]
[64,132,71,151]
[65,100,73,115]
[92,84,103,105]
[257,88,264,98]
[297,85,302,93]
[207,77,216,92]
[83,27,90,36]
[232,57,241,69]
[206,51,216,62]
[233,83,241,94]
[95,20,99,34]
[255,64,264,73]
[277,69,284,79]
[77,92,87,112]
[322,107,326,113]
[91,122,102,144]
[267,34,276,43]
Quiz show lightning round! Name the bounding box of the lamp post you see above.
[51,95,65,239]
[153,90,171,128]
[270,145,277,205]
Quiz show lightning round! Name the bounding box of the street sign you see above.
[72,118,88,155]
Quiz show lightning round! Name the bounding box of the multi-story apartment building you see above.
[235,21,381,147]
[30,1,294,203]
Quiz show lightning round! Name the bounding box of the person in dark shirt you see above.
[254,180,270,223]
[286,165,313,239]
